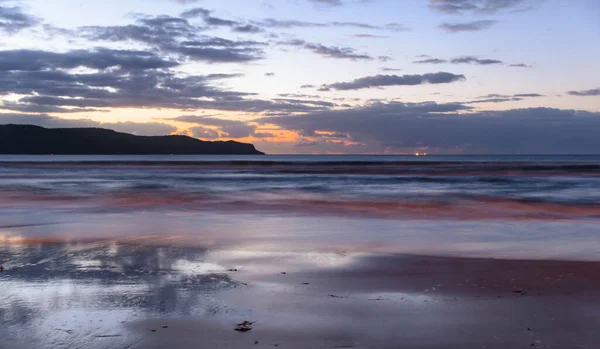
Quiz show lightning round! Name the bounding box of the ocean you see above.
[2,155,600,349]
[1,154,599,260]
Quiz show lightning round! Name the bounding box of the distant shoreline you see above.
[0,124,264,155]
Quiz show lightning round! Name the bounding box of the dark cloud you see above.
[428,0,538,14]
[567,88,600,97]
[381,67,402,72]
[80,15,264,63]
[414,58,447,64]
[440,20,498,32]
[0,48,259,112]
[450,56,502,65]
[265,72,275,76]
[260,104,600,154]
[0,48,334,114]
[0,5,39,33]
[319,72,466,91]
[0,113,176,136]
[281,39,372,60]
[0,101,100,114]
[300,84,315,88]
[513,93,544,97]
[232,24,263,33]
[0,48,179,71]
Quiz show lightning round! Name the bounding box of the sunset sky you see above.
[0,0,599,154]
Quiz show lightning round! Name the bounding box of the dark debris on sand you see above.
[235,321,254,332]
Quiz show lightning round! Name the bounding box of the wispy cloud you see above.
[440,20,498,32]
[429,0,539,15]
[256,18,409,32]
[568,88,600,97]
[281,40,373,60]
[319,72,466,91]
[414,56,503,65]
[509,63,532,68]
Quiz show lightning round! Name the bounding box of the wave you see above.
[1,189,598,221]
[2,161,600,176]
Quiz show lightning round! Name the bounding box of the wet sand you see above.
[1,242,599,349]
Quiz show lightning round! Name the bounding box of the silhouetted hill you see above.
[0,125,264,155]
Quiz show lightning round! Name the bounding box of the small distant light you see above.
[414,152,420,156]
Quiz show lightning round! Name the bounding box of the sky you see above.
[0,0,599,154]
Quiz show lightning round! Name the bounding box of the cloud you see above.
[171,115,256,138]
[0,113,176,135]
[513,93,544,97]
[272,98,335,107]
[80,15,265,63]
[0,48,337,114]
[466,97,523,104]
[308,0,343,5]
[0,5,40,33]
[351,34,389,38]
[440,20,498,32]
[256,18,408,32]
[189,125,219,139]
[180,7,239,27]
[265,72,275,76]
[464,93,544,103]
[0,48,260,112]
[0,48,179,71]
[428,0,538,14]
[381,67,402,72]
[232,24,263,33]
[277,93,321,98]
[171,0,202,4]
[567,88,600,97]
[319,72,466,91]
[260,104,600,154]
[450,56,502,65]
[0,101,100,113]
[509,63,532,68]
[415,55,512,66]
[414,58,447,64]
[253,132,276,138]
[281,39,372,60]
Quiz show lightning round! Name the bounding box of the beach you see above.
[1,155,600,348]
[1,241,599,349]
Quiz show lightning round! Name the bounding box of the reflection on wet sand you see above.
[1,241,600,349]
